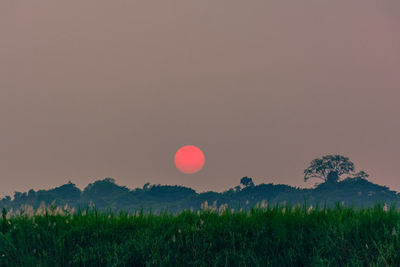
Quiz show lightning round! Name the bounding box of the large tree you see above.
[304,155,356,183]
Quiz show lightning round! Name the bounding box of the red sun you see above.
[174,145,205,174]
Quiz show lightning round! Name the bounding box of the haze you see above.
[1,0,399,197]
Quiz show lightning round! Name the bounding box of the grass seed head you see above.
[392,227,397,236]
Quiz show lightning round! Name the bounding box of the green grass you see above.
[1,204,400,266]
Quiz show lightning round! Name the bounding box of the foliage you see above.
[2,155,391,212]
[240,176,254,187]
[304,154,367,183]
[1,176,399,213]
[1,204,400,266]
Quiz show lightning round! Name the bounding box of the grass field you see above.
[1,203,400,266]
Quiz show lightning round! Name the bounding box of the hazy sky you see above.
[1,1,399,197]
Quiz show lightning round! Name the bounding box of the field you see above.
[1,203,400,266]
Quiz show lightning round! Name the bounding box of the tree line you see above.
[1,155,399,212]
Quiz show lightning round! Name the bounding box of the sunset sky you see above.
[1,1,399,197]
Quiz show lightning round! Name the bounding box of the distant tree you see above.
[12,192,28,204]
[104,177,116,184]
[1,196,11,207]
[351,171,369,180]
[304,155,355,183]
[51,182,81,200]
[143,182,151,190]
[28,189,36,198]
[240,177,255,187]
[83,178,129,206]
[147,185,196,201]
[234,185,241,192]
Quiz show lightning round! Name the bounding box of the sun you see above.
[174,145,205,174]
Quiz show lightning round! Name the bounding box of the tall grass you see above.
[1,203,400,266]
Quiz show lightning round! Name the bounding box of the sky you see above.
[1,0,399,197]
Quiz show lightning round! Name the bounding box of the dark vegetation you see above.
[1,154,400,266]
[1,155,399,212]
[2,204,400,266]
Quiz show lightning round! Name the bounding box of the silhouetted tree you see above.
[240,177,255,187]
[1,196,11,207]
[82,178,129,208]
[304,155,355,183]
[143,182,151,190]
[13,192,21,200]
[351,171,370,180]
[28,189,36,199]
[2,170,397,212]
